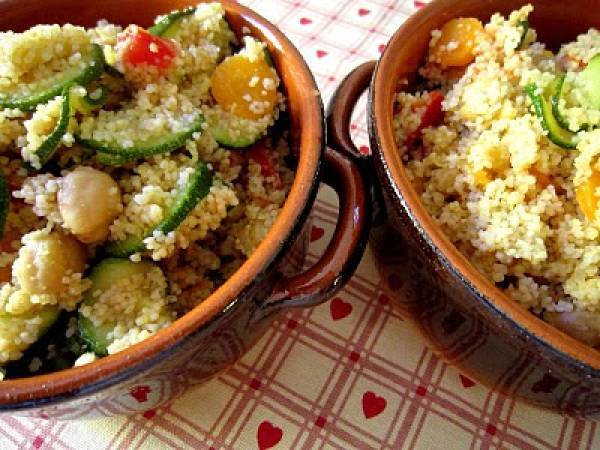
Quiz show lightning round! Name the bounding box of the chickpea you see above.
[57,167,122,244]
[13,231,86,296]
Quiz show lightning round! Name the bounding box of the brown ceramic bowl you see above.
[328,0,600,418]
[0,0,370,418]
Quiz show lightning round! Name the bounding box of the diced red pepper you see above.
[405,91,445,148]
[118,26,176,69]
[247,142,283,189]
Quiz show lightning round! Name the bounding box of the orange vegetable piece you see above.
[576,171,600,220]
[430,18,484,68]
[211,54,278,120]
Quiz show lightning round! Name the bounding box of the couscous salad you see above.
[0,3,292,377]
[394,5,600,346]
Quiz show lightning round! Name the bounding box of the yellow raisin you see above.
[576,171,600,220]
[430,18,484,68]
[211,54,278,120]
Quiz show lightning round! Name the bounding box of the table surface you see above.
[2,1,600,449]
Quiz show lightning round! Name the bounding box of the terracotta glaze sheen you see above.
[0,0,370,418]
[327,0,600,418]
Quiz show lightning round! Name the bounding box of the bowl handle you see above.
[253,122,372,322]
[327,61,376,160]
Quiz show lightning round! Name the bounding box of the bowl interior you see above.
[0,0,322,403]
[373,0,600,370]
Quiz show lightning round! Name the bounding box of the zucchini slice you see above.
[149,7,196,37]
[525,82,578,149]
[76,115,204,164]
[78,258,168,355]
[33,88,72,168]
[207,108,269,149]
[0,44,105,112]
[550,74,591,132]
[104,161,213,257]
[209,116,266,149]
[550,74,570,130]
[578,52,600,110]
[0,171,8,238]
[0,306,60,363]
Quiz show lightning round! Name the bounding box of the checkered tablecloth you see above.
[2,1,599,449]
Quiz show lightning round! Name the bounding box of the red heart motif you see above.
[310,225,325,241]
[414,0,427,8]
[459,374,475,388]
[130,385,151,403]
[378,44,386,53]
[362,391,387,419]
[143,409,156,419]
[330,297,352,321]
[359,145,370,155]
[531,373,559,394]
[32,437,44,449]
[358,8,371,16]
[316,50,328,58]
[257,421,283,450]
[458,373,475,389]
[299,17,312,25]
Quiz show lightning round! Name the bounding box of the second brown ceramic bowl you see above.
[0,0,370,418]
[328,0,600,418]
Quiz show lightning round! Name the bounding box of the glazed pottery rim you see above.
[370,0,600,373]
[0,0,324,407]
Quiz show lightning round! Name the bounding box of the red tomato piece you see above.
[405,91,445,148]
[118,26,176,69]
[247,142,283,189]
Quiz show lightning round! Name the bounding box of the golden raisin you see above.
[211,54,278,120]
[430,18,484,68]
[576,171,600,221]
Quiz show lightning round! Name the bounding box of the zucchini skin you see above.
[525,82,577,149]
[157,161,213,233]
[104,161,213,257]
[149,7,196,37]
[76,116,205,164]
[0,171,8,239]
[0,44,105,112]
[550,74,571,130]
[33,88,72,168]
